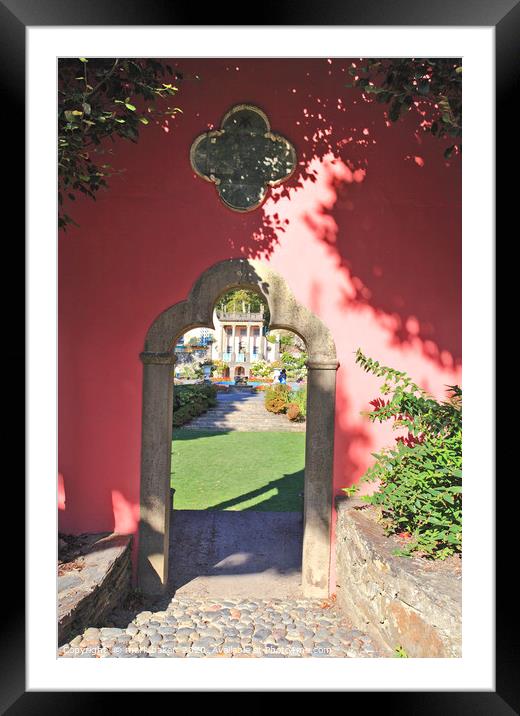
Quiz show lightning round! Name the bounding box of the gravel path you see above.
[58,595,381,658]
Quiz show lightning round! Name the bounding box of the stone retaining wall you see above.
[335,498,461,657]
[58,533,132,645]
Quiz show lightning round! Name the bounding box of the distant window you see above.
[240,328,247,336]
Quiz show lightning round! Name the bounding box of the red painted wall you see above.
[58,59,461,586]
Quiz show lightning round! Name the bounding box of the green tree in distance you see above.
[217,289,266,314]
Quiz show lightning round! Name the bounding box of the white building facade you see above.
[178,308,280,379]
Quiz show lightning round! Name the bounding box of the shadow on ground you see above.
[168,507,303,599]
[103,506,304,629]
[205,470,305,511]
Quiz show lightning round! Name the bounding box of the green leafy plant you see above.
[265,397,287,414]
[346,58,462,159]
[175,363,204,380]
[267,330,306,350]
[394,645,409,658]
[288,385,307,418]
[250,359,273,378]
[343,349,462,560]
[264,383,291,414]
[210,359,227,377]
[172,383,217,427]
[281,350,308,381]
[58,58,187,230]
[217,288,266,314]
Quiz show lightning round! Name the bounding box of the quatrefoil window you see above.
[190,104,297,212]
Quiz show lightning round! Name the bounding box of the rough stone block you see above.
[58,533,133,645]
[335,498,461,658]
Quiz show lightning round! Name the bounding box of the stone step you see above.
[177,393,306,432]
[186,424,304,429]
[186,419,304,423]
[193,412,272,416]
[186,421,304,426]
[182,418,304,429]
[183,428,305,432]
[190,420,302,425]
[195,413,275,416]
[192,414,290,420]
[189,414,299,422]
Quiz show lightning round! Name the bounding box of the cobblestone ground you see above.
[58,596,382,658]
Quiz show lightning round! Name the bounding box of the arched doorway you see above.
[138,259,339,597]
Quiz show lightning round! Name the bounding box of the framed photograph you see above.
[8,0,505,707]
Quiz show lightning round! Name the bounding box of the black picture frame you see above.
[6,0,505,709]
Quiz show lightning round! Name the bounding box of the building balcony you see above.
[216,310,264,321]
[219,351,262,364]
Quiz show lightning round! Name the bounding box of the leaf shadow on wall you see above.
[225,69,461,491]
[232,68,461,372]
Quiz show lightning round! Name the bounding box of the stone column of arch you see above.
[138,351,176,593]
[302,359,339,595]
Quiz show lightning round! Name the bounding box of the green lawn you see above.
[171,429,305,511]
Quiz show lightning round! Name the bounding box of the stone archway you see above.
[138,258,339,597]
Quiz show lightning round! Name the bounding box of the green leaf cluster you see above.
[217,289,266,314]
[175,362,204,380]
[250,359,274,378]
[264,383,292,413]
[346,58,462,158]
[58,58,186,229]
[288,385,307,418]
[345,349,462,560]
[172,383,217,427]
[280,350,308,381]
[263,383,307,422]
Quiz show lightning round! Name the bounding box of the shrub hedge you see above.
[344,349,462,560]
[286,402,301,421]
[288,385,307,418]
[172,383,217,428]
[264,384,291,414]
[263,383,307,422]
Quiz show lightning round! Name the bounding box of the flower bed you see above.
[263,384,307,422]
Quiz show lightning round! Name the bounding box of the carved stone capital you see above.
[140,351,176,365]
[306,360,340,371]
